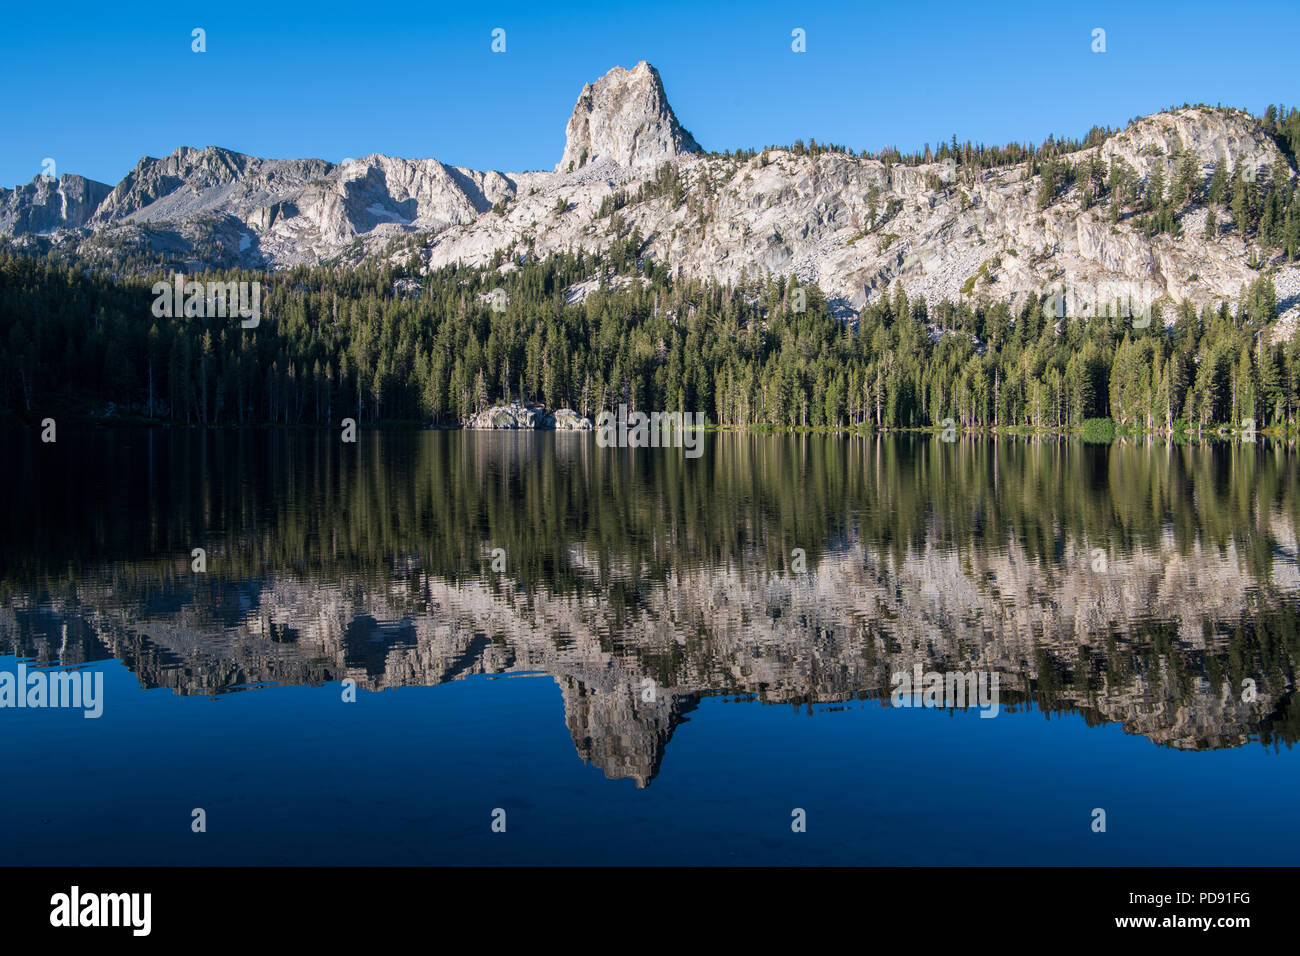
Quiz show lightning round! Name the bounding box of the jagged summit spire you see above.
[556,61,701,173]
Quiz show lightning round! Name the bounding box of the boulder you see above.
[554,408,593,430]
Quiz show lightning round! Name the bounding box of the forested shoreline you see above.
[0,241,1296,435]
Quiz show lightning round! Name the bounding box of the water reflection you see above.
[2,430,1298,787]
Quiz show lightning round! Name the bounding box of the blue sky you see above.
[3,0,1297,189]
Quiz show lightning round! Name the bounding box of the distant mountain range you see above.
[3,61,1298,330]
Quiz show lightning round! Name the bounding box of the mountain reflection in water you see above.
[3,429,1297,791]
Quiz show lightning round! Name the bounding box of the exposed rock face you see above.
[1099,108,1281,186]
[49,145,515,270]
[554,408,592,430]
[555,61,701,173]
[2,65,1297,331]
[464,404,594,430]
[0,174,110,234]
[465,403,554,429]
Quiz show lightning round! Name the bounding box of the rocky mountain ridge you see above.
[556,61,700,173]
[3,62,1298,330]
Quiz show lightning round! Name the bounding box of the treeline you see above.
[1033,142,1300,253]
[714,126,1111,167]
[716,103,1300,176]
[0,241,1294,431]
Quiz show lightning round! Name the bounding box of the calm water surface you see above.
[2,429,1299,864]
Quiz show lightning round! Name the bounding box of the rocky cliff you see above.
[555,61,701,173]
[0,173,110,234]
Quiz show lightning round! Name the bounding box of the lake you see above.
[2,428,1299,865]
